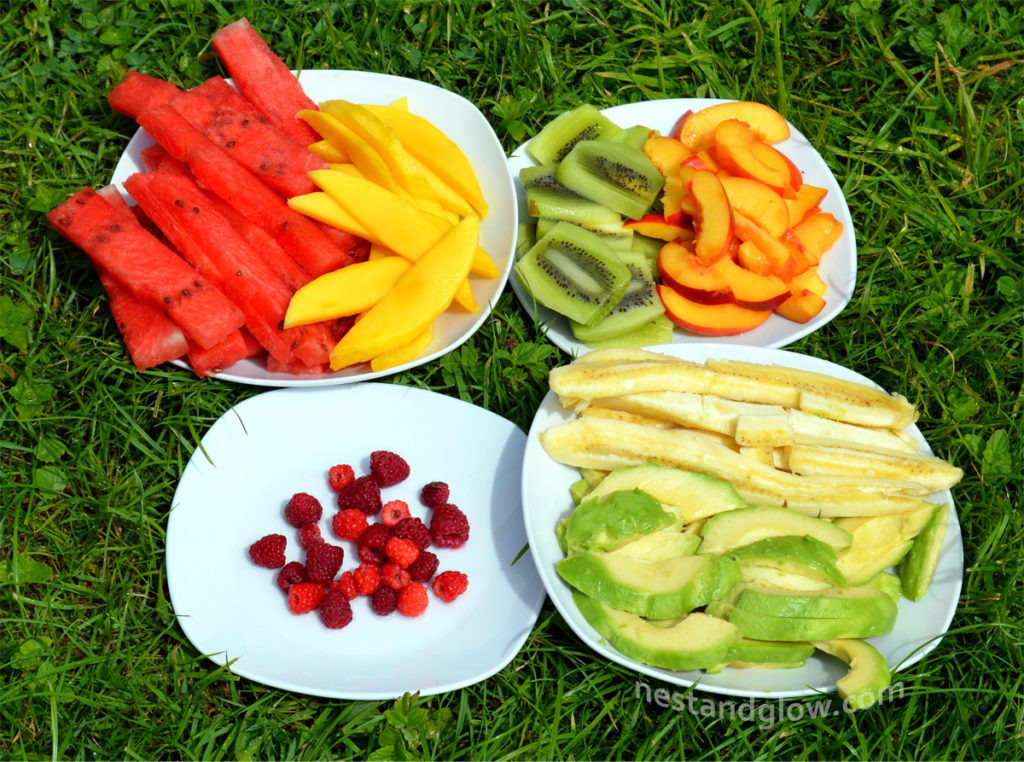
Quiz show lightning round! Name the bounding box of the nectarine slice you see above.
[677,101,791,152]
[789,266,827,297]
[643,134,691,175]
[658,284,772,336]
[785,184,828,227]
[711,120,793,197]
[719,175,790,238]
[791,212,844,265]
[732,212,797,281]
[624,213,690,242]
[687,168,734,264]
[710,255,790,311]
[774,288,826,324]
[658,241,732,304]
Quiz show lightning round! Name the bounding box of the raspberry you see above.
[380,499,411,527]
[298,522,324,549]
[328,463,355,492]
[330,571,359,601]
[392,517,431,550]
[430,504,470,549]
[318,590,354,629]
[357,522,392,564]
[370,585,398,615]
[276,561,307,592]
[305,542,344,585]
[353,562,382,596]
[385,536,420,569]
[284,492,323,528]
[407,550,439,583]
[381,560,411,590]
[432,570,469,602]
[249,533,287,568]
[332,508,369,541]
[337,475,382,515]
[287,582,326,614]
[419,481,450,508]
[396,583,429,617]
[370,450,410,487]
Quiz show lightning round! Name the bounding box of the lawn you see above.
[2,1,1022,759]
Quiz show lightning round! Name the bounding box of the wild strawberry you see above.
[353,562,382,596]
[319,590,354,629]
[385,536,420,569]
[328,463,355,492]
[380,499,411,527]
[432,570,469,602]
[370,450,410,487]
[284,492,323,528]
[276,561,307,592]
[332,508,368,541]
[248,533,287,568]
[287,582,326,614]
[396,583,429,617]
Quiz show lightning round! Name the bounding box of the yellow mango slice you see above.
[320,100,436,202]
[368,243,398,261]
[329,161,455,224]
[298,110,396,190]
[308,139,348,164]
[361,104,488,217]
[389,97,409,110]
[370,324,434,372]
[415,158,475,217]
[287,192,377,244]
[283,257,411,328]
[328,215,479,370]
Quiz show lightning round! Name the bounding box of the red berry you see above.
[276,561,307,592]
[330,571,359,601]
[385,536,420,569]
[337,475,382,515]
[319,590,354,629]
[298,522,324,549]
[353,562,382,596]
[407,550,439,583]
[284,492,323,528]
[305,542,344,585]
[370,585,398,615]
[432,570,469,602]
[393,517,431,550]
[332,508,369,541]
[381,560,411,590]
[357,522,392,564]
[249,533,287,568]
[380,499,411,527]
[328,464,355,492]
[420,481,450,508]
[430,504,470,549]
[370,450,410,487]
[287,582,326,614]
[396,583,429,617]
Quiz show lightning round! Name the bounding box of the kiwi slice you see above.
[527,104,625,165]
[521,164,621,225]
[536,217,634,253]
[515,220,631,327]
[579,313,674,350]
[569,254,666,344]
[612,124,656,150]
[557,139,665,220]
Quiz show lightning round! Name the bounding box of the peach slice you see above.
[785,184,828,227]
[658,284,772,336]
[681,151,720,173]
[719,175,789,238]
[750,140,803,196]
[662,173,699,218]
[711,120,794,197]
[687,168,734,264]
[789,266,827,297]
[658,241,732,304]
[643,134,691,175]
[624,213,690,242]
[736,240,774,277]
[677,101,791,152]
[791,212,844,265]
[732,212,797,281]
[710,255,790,311]
[774,288,826,324]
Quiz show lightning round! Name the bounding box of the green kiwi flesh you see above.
[536,218,635,253]
[527,104,625,165]
[569,255,666,343]
[515,221,631,327]
[521,164,621,225]
[576,313,674,350]
[557,139,665,220]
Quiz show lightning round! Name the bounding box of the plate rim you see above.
[521,342,964,700]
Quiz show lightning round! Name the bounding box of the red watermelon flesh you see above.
[47,187,245,350]
[97,268,188,371]
[107,70,179,119]
[187,330,251,378]
[211,18,321,146]
[123,170,302,366]
[136,104,359,277]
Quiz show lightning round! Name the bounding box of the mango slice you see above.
[370,323,434,372]
[308,139,348,164]
[283,257,411,328]
[328,215,479,370]
[361,103,488,217]
[287,191,375,243]
[298,110,396,190]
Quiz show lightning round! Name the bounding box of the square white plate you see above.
[167,383,545,698]
[507,98,857,354]
[110,69,517,386]
[521,344,963,699]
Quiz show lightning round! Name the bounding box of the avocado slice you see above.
[898,502,950,601]
[739,565,833,592]
[834,502,935,585]
[569,477,593,506]
[586,463,748,524]
[705,600,897,641]
[854,571,903,604]
[812,638,891,710]
[558,550,739,619]
[699,504,853,555]
[728,583,898,623]
[608,528,701,561]
[727,535,846,586]
[716,638,815,670]
[563,488,676,555]
[574,591,741,671]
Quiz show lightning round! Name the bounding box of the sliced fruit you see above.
[658,285,772,337]
[563,488,677,555]
[521,164,622,225]
[898,502,950,601]
[677,101,791,151]
[526,103,624,165]
[812,639,892,710]
[711,119,795,197]
[719,175,789,238]
[685,167,734,263]
[283,256,411,328]
[790,211,844,265]
[710,255,790,311]
[643,134,691,175]
[570,255,665,344]
[536,217,634,253]
[369,323,434,372]
[699,504,853,555]
[657,241,732,304]
[785,183,828,227]
[556,139,665,220]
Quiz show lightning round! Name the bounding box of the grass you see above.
[2,0,1022,759]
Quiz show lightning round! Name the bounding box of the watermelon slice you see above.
[187,330,251,378]
[211,18,321,146]
[96,269,188,371]
[107,70,178,118]
[47,187,245,350]
[136,104,361,277]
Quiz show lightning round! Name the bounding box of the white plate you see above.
[167,383,545,699]
[508,98,857,354]
[110,69,517,386]
[522,344,963,699]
